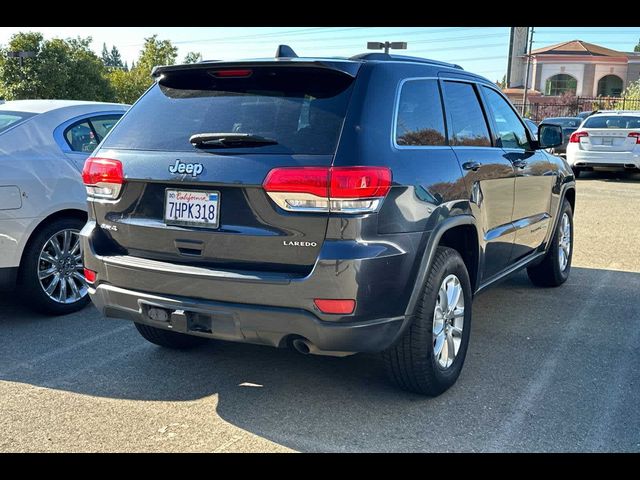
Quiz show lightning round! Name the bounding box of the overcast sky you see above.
[1,27,638,81]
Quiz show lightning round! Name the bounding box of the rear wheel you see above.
[20,217,90,315]
[134,322,207,349]
[527,199,573,287]
[383,247,472,396]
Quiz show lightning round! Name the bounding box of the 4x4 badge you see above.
[169,160,203,177]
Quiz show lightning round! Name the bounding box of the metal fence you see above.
[512,97,640,122]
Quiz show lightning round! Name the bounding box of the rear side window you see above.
[63,114,123,152]
[102,67,355,154]
[583,115,640,129]
[442,81,491,147]
[65,121,97,153]
[0,111,36,135]
[395,79,446,146]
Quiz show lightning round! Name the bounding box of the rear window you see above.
[583,115,640,129]
[0,111,36,134]
[102,67,355,154]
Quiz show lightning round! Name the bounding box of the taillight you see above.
[82,157,124,199]
[263,166,392,213]
[314,299,356,314]
[628,132,640,144]
[569,131,588,143]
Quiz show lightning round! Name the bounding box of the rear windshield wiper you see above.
[189,132,278,148]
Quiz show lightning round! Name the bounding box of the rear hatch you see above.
[90,63,357,275]
[578,115,640,152]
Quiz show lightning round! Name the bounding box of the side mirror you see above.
[537,123,563,149]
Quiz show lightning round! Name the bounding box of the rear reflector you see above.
[314,299,356,314]
[82,157,124,199]
[83,268,96,283]
[628,132,640,144]
[569,131,588,143]
[263,166,392,213]
[211,69,253,78]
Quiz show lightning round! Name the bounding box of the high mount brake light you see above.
[263,166,392,214]
[82,157,124,200]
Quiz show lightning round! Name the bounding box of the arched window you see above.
[544,74,577,96]
[597,75,623,97]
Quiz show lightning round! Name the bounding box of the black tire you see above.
[572,167,581,178]
[527,199,573,287]
[19,217,90,315]
[134,322,207,349]
[383,247,472,396]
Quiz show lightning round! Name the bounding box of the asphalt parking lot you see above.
[1,170,639,452]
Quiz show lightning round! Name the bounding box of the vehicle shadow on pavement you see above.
[1,266,639,452]
[577,170,640,183]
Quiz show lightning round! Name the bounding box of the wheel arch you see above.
[17,209,88,282]
[404,215,479,319]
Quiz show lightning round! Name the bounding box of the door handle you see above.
[462,161,481,171]
[512,159,528,169]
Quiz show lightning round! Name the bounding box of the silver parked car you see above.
[0,100,128,314]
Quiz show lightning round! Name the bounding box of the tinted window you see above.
[90,114,122,142]
[583,115,640,129]
[0,110,36,134]
[442,81,491,147]
[395,80,446,146]
[543,117,581,128]
[65,121,97,153]
[482,87,530,150]
[102,67,354,154]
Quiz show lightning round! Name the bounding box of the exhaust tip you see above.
[291,338,311,355]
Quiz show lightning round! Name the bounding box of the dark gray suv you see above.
[81,47,575,396]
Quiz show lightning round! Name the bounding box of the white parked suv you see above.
[0,100,128,314]
[566,111,640,177]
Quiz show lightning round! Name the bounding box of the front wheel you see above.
[383,247,472,396]
[527,199,573,287]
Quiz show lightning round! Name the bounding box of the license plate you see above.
[602,137,613,145]
[164,189,220,228]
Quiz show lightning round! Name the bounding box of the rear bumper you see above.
[566,147,640,168]
[89,283,406,353]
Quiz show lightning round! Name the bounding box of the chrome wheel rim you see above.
[433,274,465,368]
[38,229,87,304]
[558,213,571,272]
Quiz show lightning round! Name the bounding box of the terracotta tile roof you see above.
[531,40,625,57]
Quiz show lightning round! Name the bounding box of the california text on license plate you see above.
[164,189,220,228]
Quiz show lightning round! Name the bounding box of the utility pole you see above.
[521,27,535,116]
[367,41,407,55]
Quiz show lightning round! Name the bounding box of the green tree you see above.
[107,35,178,104]
[634,38,640,53]
[101,42,111,65]
[0,32,113,101]
[110,45,123,68]
[183,51,202,64]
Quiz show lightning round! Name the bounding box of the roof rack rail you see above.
[349,52,463,70]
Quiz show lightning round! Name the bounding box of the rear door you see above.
[91,65,356,275]
[441,80,516,280]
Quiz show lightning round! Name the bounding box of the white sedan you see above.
[0,100,128,314]
[566,111,640,177]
